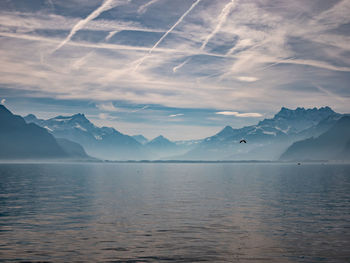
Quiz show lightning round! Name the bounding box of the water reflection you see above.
[0,163,349,262]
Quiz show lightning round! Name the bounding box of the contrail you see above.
[173,58,191,73]
[172,0,235,73]
[134,0,202,70]
[52,0,122,53]
[131,105,149,112]
[138,0,160,14]
[105,30,119,41]
[201,0,237,50]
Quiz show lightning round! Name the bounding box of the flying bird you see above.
[240,139,247,143]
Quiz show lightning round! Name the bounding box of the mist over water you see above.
[0,163,349,262]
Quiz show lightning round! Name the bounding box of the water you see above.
[0,163,349,262]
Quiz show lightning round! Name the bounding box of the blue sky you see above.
[0,0,349,140]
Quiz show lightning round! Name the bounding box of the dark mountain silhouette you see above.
[280,116,350,161]
[56,138,90,158]
[0,105,67,159]
[24,113,148,160]
[0,105,92,160]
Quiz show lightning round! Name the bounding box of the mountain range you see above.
[280,116,350,161]
[1,104,349,161]
[0,105,91,160]
[179,106,342,160]
[24,113,147,160]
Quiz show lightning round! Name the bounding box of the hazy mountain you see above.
[24,113,147,160]
[280,116,350,161]
[132,135,149,145]
[0,105,93,160]
[56,138,90,158]
[0,105,67,159]
[145,135,178,158]
[20,106,345,161]
[180,107,340,160]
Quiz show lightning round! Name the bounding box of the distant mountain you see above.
[56,138,90,158]
[180,107,341,160]
[20,106,345,161]
[132,135,149,145]
[145,135,178,158]
[24,113,147,160]
[280,116,350,161]
[0,105,66,159]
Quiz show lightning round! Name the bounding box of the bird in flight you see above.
[240,139,247,143]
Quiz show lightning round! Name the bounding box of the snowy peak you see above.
[274,106,335,120]
[51,113,90,124]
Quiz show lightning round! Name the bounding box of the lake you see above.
[0,163,349,262]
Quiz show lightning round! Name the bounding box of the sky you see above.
[0,0,349,140]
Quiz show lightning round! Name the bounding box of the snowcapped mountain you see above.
[0,105,91,160]
[22,106,344,161]
[180,107,341,160]
[24,113,147,160]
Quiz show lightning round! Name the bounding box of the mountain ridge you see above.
[24,112,147,160]
[0,105,91,160]
[19,106,348,161]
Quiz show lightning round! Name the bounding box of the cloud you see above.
[98,113,109,119]
[169,113,184,117]
[173,58,191,73]
[105,30,119,41]
[1,0,350,120]
[131,105,149,112]
[97,102,119,112]
[216,111,262,117]
[52,0,126,53]
[0,99,5,104]
[133,0,202,70]
[138,0,161,14]
[200,0,237,50]
[236,76,258,82]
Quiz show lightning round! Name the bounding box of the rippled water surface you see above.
[0,163,349,262]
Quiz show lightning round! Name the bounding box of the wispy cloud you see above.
[52,0,126,53]
[169,113,184,117]
[105,30,119,41]
[1,0,350,133]
[138,0,160,14]
[173,58,191,73]
[236,76,258,82]
[131,105,149,112]
[216,111,262,117]
[97,102,119,112]
[133,0,202,70]
[98,113,109,120]
[200,0,237,50]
